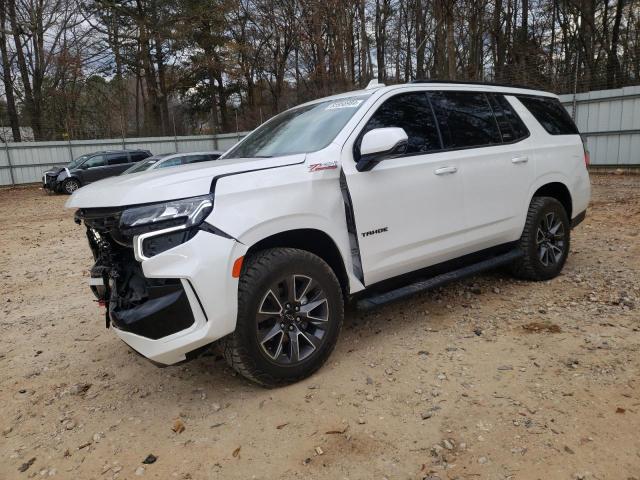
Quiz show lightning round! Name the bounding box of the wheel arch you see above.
[245,229,350,296]
[532,181,572,219]
[62,175,82,193]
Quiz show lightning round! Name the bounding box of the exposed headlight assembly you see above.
[120,195,213,261]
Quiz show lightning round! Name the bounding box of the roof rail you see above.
[410,79,544,92]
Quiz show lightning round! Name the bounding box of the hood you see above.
[44,166,65,176]
[65,155,305,209]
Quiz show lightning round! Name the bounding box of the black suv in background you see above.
[43,149,152,194]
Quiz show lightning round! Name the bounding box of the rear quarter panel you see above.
[510,96,591,224]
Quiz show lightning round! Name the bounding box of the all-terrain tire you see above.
[510,196,570,281]
[221,248,344,387]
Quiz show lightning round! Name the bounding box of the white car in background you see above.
[122,151,223,175]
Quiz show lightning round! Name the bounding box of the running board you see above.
[356,249,523,310]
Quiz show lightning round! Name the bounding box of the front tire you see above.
[222,248,344,387]
[511,196,570,281]
[62,178,81,194]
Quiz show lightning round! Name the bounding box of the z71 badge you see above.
[309,161,338,172]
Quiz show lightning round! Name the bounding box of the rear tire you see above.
[511,196,570,281]
[62,178,81,194]
[221,248,344,387]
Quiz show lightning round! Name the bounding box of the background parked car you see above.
[42,149,152,194]
[121,151,223,175]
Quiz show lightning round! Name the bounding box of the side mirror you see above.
[356,127,408,172]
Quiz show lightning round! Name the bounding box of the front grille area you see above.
[78,208,196,340]
[43,174,58,189]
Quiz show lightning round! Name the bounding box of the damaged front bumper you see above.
[42,173,60,191]
[80,208,245,365]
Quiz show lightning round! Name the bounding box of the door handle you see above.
[511,156,529,164]
[434,166,458,175]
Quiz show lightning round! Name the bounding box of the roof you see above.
[297,81,555,109]
[91,149,150,154]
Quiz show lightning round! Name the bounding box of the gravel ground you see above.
[1,174,639,480]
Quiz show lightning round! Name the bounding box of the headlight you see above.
[121,195,214,261]
[120,195,213,235]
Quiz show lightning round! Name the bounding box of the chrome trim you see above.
[133,225,187,262]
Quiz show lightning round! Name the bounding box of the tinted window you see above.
[429,91,501,148]
[496,95,529,140]
[361,92,440,155]
[130,152,151,162]
[208,153,221,161]
[107,153,130,165]
[82,155,106,168]
[516,96,578,135]
[487,94,529,142]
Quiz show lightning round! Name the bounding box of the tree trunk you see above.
[415,0,426,79]
[432,0,446,78]
[607,0,624,88]
[0,0,21,141]
[445,1,456,79]
[7,0,42,139]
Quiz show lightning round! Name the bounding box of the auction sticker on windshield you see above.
[325,99,364,110]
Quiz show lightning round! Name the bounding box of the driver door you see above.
[341,90,468,286]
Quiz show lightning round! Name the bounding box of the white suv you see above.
[67,81,591,386]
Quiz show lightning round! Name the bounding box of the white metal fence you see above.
[559,85,640,167]
[0,132,248,186]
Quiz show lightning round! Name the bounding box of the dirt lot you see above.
[1,175,639,480]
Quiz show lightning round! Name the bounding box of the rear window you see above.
[516,96,578,135]
[428,91,502,149]
[487,94,529,142]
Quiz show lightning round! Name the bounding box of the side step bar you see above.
[356,249,523,310]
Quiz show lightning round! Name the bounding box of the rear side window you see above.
[428,91,502,149]
[516,96,578,135]
[362,92,441,155]
[487,94,529,142]
[107,153,130,165]
[130,152,150,162]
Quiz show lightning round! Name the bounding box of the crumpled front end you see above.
[42,168,64,191]
[76,207,244,365]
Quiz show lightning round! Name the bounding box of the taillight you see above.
[581,137,590,167]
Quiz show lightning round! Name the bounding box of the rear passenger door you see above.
[428,91,534,248]
[105,153,133,176]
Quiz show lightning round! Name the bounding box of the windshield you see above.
[68,154,91,169]
[224,95,371,159]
